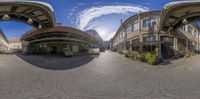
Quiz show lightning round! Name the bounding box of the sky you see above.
[0,0,181,41]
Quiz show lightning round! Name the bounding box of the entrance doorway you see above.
[161,43,174,59]
[51,46,57,54]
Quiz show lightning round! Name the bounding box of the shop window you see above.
[161,36,173,43]
[131,38,140,51]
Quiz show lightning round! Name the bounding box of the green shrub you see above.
[147,54,156,63]
[145,53,151,61]
[145,53,157,65]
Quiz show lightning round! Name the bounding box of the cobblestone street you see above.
[1,52,200,99]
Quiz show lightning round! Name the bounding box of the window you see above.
[127,25,131,34]
[194,30,199,38]
[143,19,151,27]
[143,18,157,28]
[132,22,139,31]
[151,19,157,26]
[123,31,126,37]
[194,30,197,38]
[182,26,186,31]
[188,26,193,34]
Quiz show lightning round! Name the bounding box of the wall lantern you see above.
[38,24,42,29]
[182,19,188,25]
[2,14,10,20]
[27,18,33,24]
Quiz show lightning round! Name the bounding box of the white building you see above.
[9,39,22,51]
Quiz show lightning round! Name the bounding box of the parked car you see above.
[63,48,73,56]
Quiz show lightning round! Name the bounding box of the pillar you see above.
[186,40,189,53]
[129,40,132,52]
[174,37,178,52]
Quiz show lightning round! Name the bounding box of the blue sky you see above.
[0,0,180,41]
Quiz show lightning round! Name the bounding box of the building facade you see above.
[110,11,200,58]
[9,39,22,51]
[0,28,9,53]
[86,30,104,51]
[21,25,98,55]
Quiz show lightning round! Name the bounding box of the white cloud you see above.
[76,4,149,30]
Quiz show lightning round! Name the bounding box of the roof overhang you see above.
[0,1,56,28]
[21,26,98,44]
[160,1,200,32]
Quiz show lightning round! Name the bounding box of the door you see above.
[161,43,174,59]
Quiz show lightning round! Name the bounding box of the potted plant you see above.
[130,51,139,60]
[145,53,157,65]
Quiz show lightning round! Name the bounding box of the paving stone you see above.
[0,52,200,99]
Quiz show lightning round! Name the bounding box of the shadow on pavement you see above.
[16,53,95,70]
[159,60,172,65]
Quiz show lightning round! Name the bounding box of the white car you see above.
[63,48,73,56]
[88,48,100,55]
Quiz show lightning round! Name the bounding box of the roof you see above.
[9,39,21,43]
[21,26,98,43]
